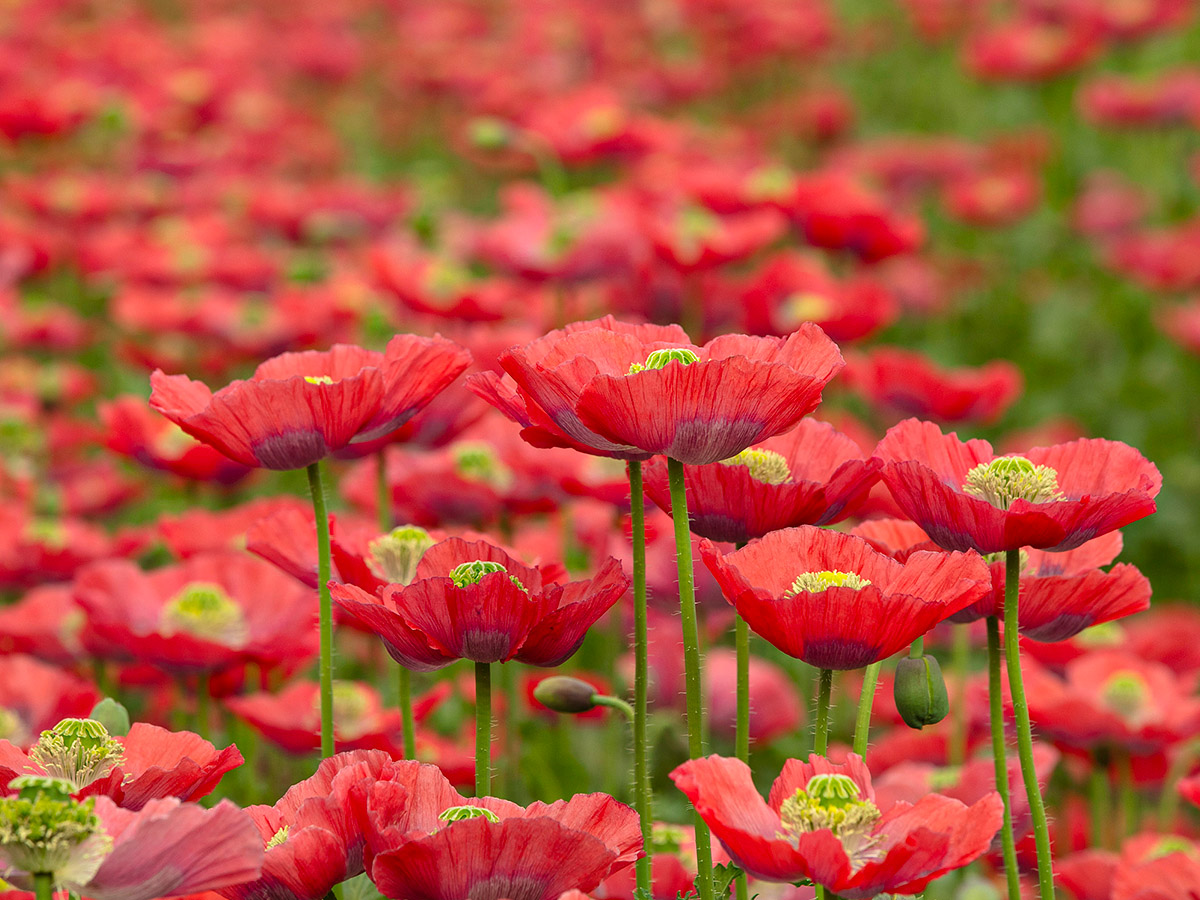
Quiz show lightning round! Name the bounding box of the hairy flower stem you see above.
[988,616,1021,900]
[307,461,335,758]
[475,661,492,797]
[853,662,882,757]
[627,460,653,896]
[34,873,52,900]
[667,457,714,900]
[815,668,833,756]
[1004,550,1055,899]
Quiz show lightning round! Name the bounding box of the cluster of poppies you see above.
[4,0,1200,898]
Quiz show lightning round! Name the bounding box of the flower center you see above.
[778,774,882,868]
[0,775,112,882]
[452,441,513,490]
[449,560,527,593]
[1147,835,1199,861]
[1075,621,1125,648]
[628,347,700,374]
[438,805,500,824]
[781,292,833,326]
[719,448,792,485]
[152,422,199,457]
[786,570,871,597]
[981,548,1030,569]
[327,681,373,739]
[25,519,68,550]
[0,708,28,748]
[962,456,1064,509]
[303,375,336,385]
[28,719,124,791]
[1101,671,1149,723]
[366,525,435,585]
[160,582,249,647]
[265,825,290,849]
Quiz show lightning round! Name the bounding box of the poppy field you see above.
[4,0,1200,898]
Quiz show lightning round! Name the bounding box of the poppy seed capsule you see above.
[894,655,950,729]
[532,676,599,714]
[88,698,130,737]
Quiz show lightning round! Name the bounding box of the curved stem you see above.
[307,461,335,758]
[475,661,492,797]
[987,616,1021,900]
[667,456,713,900]
[375,448,392,530]
[853,662,882,757]
[1003,550,1055,899]
[627,460,653,897]
[33,873,52,900]
[592,694,635,721]
[814,668,833,756]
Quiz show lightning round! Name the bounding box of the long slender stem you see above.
[33,873,52,900]
[1003,550,1055,899]
[815,668,833,756]
[853,662,882,757]
[376,449,417,761]
[1089,754,1110,849]
[307,461,335,758]
[734,608,751,900]
[987,616,1021,900]
[376,448,392,529]
[1118,751,1138,839]
[627,460,652,897]
[1158,738,1200,830]
[194,672,210,740]
[950,624,970,767]
[475,661,492,797]
[667,457,713,900]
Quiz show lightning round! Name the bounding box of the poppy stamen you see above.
[778,774,883,866]
[628,347,700,374]
[718,448,791,485]
[449,560,527,593]
[366,525,434,585]
[159,583,249,647]
[962,456,1064,509]
[29,719,125,791]
[786,570,872,597]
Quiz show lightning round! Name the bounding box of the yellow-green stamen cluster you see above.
[29,719,124,791]
[449,560,527,593]
[328,682,372,740]
[785,570,872,597]
[778,774,882,866]
[0,709,28,748]
[367,525,435,585]
[963,456,1064,510]
[303,375,335,385]
[1102,672,1149,722]
[159,582,249,647]
[782,292,833,325]
[265,826,290,850]
[438,806,500,824]
[452,442,513,490]
[719,448,792,485]
[1075,621,1125,648]
[628,347,700,374]
[0,776,111,884]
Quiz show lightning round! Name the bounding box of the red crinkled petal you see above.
[329,582,453,671]
[1015,564,1152,642]
[90,724,242,809]
[518,557,630,667]
[359,334,471,442]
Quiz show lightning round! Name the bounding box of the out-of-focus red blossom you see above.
[737,251,898,342]
[1126,605,1200,674]
[159,496,312,559]
[592,821,735,900]
[788,171,925,262]
[1021,651,1200,754]
[844,349,1023,424]
[0,584,83,665]
[829,137,978,201]
[471,316,842,465]
[0,722,242,809]
[670,753,1002,896]
[100,395,254,485]
[352,758,642,900]
[700,526,991,669]
[704,648,804,746]
[642,202,786,273]
[1058,848,1119,900]
[964,16,1104,82]
[1071,171,1149,237]
[642,418,881,544]
[331,537,627,670]
[1179,773,1200,809]
[875,418,1161,553]
[0,508,117,589]
[0,654,99,748]
[149,335,471,470]
[1105,833,1200,900]
[1106,220,1200,292]
[1079,68,1200,128]
[942,166,1041,227]
[74,551,317,675]
[898,0,992,41]
[1157,295,1200,355]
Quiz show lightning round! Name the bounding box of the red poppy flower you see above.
[670,753,1003,897]
[787,171,925,262]
[149,334,470,470]
[159,497,312,560]
[942,166,1041,227]
[0,508,115,589]
[642,418,881,543]
[700,527,990,669]
[965,16,1103,81]
[329,537,627,670]
[844,349,1022,424]
[472,315,842,465]
[0,585,85,665]
[354,758,642,900]
[874,418,1161,553]
[0,654,100,748]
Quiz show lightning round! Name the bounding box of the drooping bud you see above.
[963,456,1064,509]
[532,677,599,714]
[893,655,950,729]
[785,570,871,597]
[29,719,125,791]
[367,525,435,585]
[88,699,131,738]
[719,448,791,485]
[0,775,112,885]
[628,348,700,374]
[449,560,527,593]
[778,774,882,865]
[438,805,501,824]
[159,582,249,647]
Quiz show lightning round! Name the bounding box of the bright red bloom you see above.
[700,527,991,669]
[159,497,312,560]
[0,654,100,748]
[354,758,642,900]
[787,172,925,262]
[330,537,628,670]
[875,418,1161,553]
[642,418,881,543]
[965,16,1103,82]
[844,349,1022,424]
[149,335,470,470]
[670,753,1003,897]
[472,316,842,465]
[942,167,1041,227]
[0,585,86,665]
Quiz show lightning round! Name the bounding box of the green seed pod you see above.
[893,655,950,729]
[532,676,598,714]
[88,698,131,737]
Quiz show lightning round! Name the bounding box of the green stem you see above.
[307,461,335,758]
[1089,753,1110,849]
[853,662,882,757]
[592,694,635,720]
[627,460,653,897]
[1118,751,1138,839]
[1003,549,1055,899]
[910,635,924,657]
[475,661,492,797]
[194,673,210,741]
[398,667,416,760]
[1158,738,1200,830]
[376,448,392,530]
[987,616,1021,900]
[735,615,750,763]
[814,668,833,756]
[666,456,713,900]
[950,624,970,767]
[33,872,52,900]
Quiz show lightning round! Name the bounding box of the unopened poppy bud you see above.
[893,655,950,729]
[533,676,599,714]
[88,699,130,737]
[468,117,513,150]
